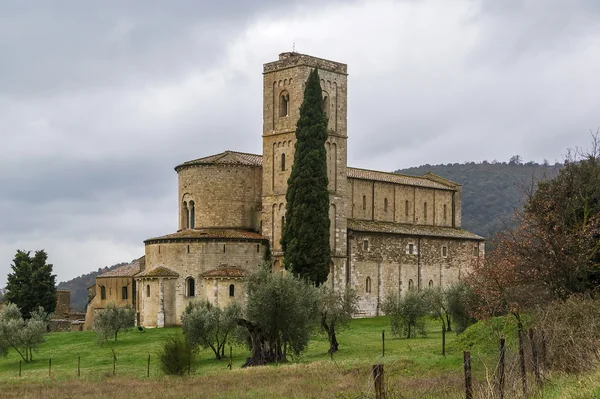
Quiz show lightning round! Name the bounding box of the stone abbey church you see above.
[86,52,483,328]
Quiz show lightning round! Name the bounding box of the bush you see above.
[534,296,600,373]
[159,336,196,376]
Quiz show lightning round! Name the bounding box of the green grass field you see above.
[0,317,597,398]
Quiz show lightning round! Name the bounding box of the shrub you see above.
[159,336,196,376]
[534,296,600,373]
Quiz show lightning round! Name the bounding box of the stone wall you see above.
[349,179,455,228]
[83,276,134,330]
[349,231,483,316]
[54,290,71,318]
[203,278,246,308]
[178,164,262,231]
[141,240,267,326]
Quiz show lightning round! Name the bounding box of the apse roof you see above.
[144,229,266,244]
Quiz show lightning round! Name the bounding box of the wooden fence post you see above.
[78,356,80,378]
[498,338,505,399]
[19,360,22,378]
[48,358,51,378]
[113,355,116,376]
[147,354,151,378]
[464,351,472,399]
[372,364,386,399]
[529,328,542,387]
[382,330,385,357]
[518,324,527,397]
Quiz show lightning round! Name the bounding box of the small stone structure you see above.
[49,290,86,332]
[88,52,484,328]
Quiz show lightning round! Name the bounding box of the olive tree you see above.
[320,286,358,354]
[0,303,48,362]
[94,302,135,342]
[382,291,428,339]
[236,264,320,367]
[182,299,241,360]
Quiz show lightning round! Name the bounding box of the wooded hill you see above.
[397,160,562,239]
[56,160,560,311]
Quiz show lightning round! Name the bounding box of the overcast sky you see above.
[1,0,599,286]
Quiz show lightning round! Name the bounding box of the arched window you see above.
[189,201,195,229]
[429,280,434,288]
[362,195,367,210]
[281,153,286,171]
[365,277,372,293]
[256,244,260,253]
[322,95,329,117]
[424,202,428,221]
[187,278,195,297]
[405,200,409,217]
[384,198,388,212]
[229,284,235,297]
[408,279,414,291]
[443,204,447,222]
[182,201,189,229]
[100,286,106,300]
[279,91,289,117]
[223,244,226,253]
[146,285,150,297]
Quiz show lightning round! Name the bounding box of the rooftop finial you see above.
[293,42,296,53]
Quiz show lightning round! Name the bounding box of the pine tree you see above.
[282,68,331,286]
[5,250,56,317]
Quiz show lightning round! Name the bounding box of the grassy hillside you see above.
[397,161,562,239]
[0,316,596,398]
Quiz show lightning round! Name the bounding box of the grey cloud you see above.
[0,0,599,287]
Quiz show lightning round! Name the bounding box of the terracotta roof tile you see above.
[347,219,484,240]
[98,256,145,278]
[347,168,454,190]
[135,266,179,278]
[145,229,266,243]
[176,151,262,170]
[202,265,250,279]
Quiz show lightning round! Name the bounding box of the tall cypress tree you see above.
[282,68,331,286]
[5,250,56,317]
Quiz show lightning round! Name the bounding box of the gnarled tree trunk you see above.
[237,318,285,367]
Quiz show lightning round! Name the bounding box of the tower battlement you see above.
[264,52,348,75]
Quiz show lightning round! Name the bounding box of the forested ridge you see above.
[397,160,562,239]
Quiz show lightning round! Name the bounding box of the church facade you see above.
[87,52,483,328]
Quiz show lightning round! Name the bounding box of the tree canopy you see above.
[5,250,56,317]
[0,303,48,362]
[282,68,331,286]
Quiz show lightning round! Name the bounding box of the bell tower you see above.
[261,52,348,279]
